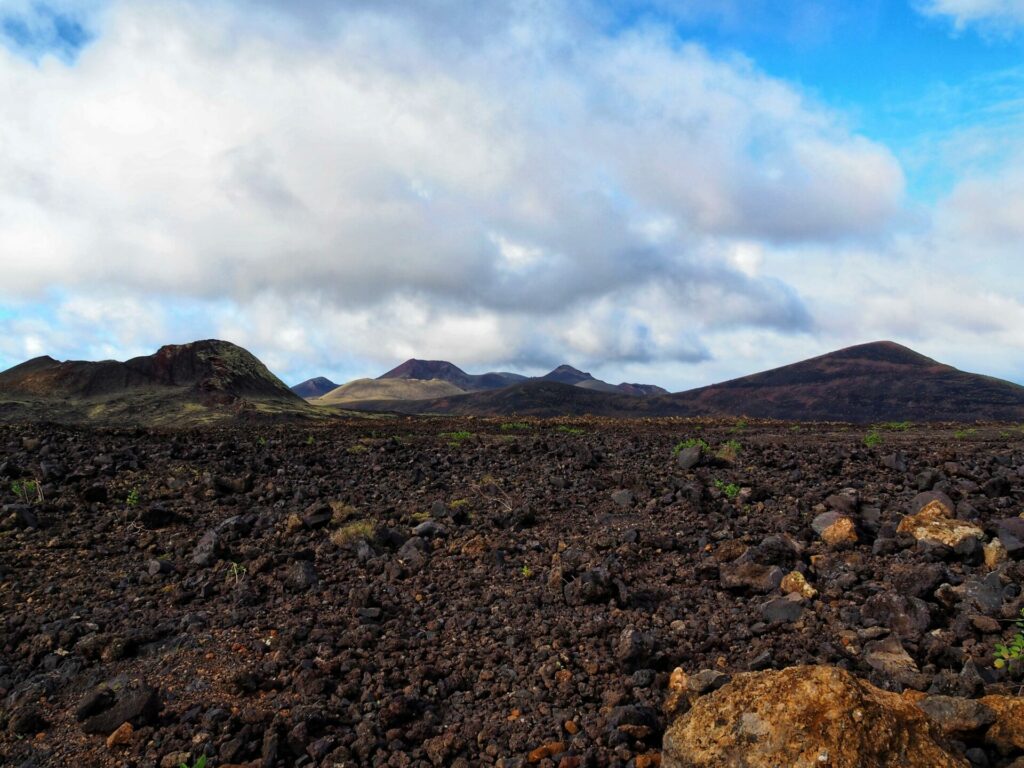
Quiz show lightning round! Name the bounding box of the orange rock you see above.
[636,754,662,768]
[662,665,967,767]
[528,741,566,763]
[555,669,572,685]
[897,499,984,548]
[563,719,579,735]
[105,721,133,749]
[981,695,1024,753]
[558,757,582,768]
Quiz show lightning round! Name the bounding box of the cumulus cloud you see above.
[0,0,909,382]
[917,0,1024,32]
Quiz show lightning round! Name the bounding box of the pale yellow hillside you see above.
[314,378,465,404]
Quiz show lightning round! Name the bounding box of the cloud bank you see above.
[0,0,910,383]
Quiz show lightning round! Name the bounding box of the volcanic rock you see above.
[897,500,985,549]
[661,666,966,767]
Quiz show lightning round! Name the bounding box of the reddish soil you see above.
[2,417,1024,767]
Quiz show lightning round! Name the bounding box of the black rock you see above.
[761,595,805,624]
[916,695,995,736]
[861,592,931,640]
[285,560,319,592]
[80,681,160,735]
[676,445,702,470]
[192,529,221,567]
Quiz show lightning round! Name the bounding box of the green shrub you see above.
[126,487,140,507]
[863,430,882,448]
[441,431,474,444]
[994,608,1024,671]
[555,425,585,435]
[500,422,531,432]
[672,438,709,456]
[713,479,741,499]
[879,421,912,431]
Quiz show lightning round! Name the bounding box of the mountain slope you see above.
[663,341,1024,422]
[0,340,314,425]
[345,380,662,417]
[291,377,339,399]
[379,359,525,391]
[316,377,464,405]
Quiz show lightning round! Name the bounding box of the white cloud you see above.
[0,0,908,383]
[917,0,1024,32]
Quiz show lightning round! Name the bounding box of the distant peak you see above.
[550,364,587,375]
[827,340,939,367]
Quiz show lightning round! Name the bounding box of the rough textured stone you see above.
[81,681,160,736]
[915,695,995,737]
[984,537,1008,569]
[813,513,858,548]
[780,570,817,599]
[897,500,984,549]
[662,666,967,768]
[719,562,784,593]
[676,445,702,470]
[981,695,1024,754]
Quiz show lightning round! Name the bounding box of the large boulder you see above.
[662,665,967,768]
[897,500,984,549]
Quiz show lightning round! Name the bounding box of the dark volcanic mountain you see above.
[347,380,657,417]
[379,359,525,391]
[541,365,668,396]
[0,340,313,425]
[291,376,339,399]
[665,340,1024,422]
[540,364,595,386]
[346,341,1024,422]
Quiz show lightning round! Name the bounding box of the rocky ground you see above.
[2,417,1024,767]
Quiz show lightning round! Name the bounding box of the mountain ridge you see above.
[343,341,1024,422]
[0,340,312,425]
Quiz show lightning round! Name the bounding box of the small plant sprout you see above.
[994,608,1024,671]
[126,487,140,507]
[306,434,315,445]
[11,479,42,504]
[226,561,247,585]
[521,564,533,578]
[178,756,207,768]
[257,435,268,447]
[863,430,882,448]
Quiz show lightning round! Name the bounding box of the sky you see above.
[1,0,1023,390]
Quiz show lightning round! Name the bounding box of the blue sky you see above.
[0,0,1023,389]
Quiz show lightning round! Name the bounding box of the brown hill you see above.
[379,359,524,391]
[665,340,1024,422]
[315,377,464,405]
[0,340,314,425]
